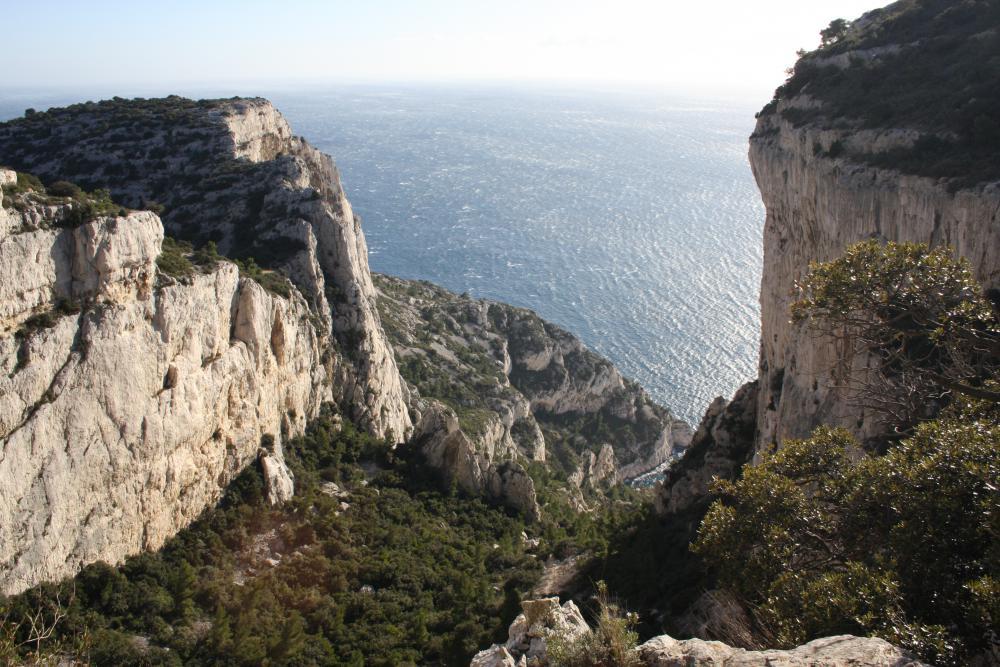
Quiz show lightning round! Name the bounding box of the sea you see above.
[0,85,766,426]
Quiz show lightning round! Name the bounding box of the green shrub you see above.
[45,180,82,198]
[548,582,641,667]
[57,188,125,228]
[692,408,998,665]
[0,409,546,666]
[234,257,291,298]
[156,237,194,277]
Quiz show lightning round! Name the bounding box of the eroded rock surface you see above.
[637,633,926,667]
[749,23,1000,454]
[655,381,757,516]
[471,595,923,667]
[471,597,589,667]
[376,274,692,513]
[0,176,327,594]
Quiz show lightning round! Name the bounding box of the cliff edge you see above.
[0,97,411,441]
[0,171,326,593]
[749,0,1000,452]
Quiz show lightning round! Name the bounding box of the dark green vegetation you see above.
[695,417,998,666]
[157,236,292,298]
[0,412,546,666]
[792,240,1000,432]
[548,582,641,667]
[0,97,230,190]
[763,0,1000,187]
[13,299,81,341]
[582,503,713,641]
[1,171,126,227]
[156,237,196,278]
[0,96,312,266]
[0,404,649,666]
[694,242,1000,665]
[375,274,682,485]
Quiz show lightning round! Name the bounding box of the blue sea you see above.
[0,85,765,425]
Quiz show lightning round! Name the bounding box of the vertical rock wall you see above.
[749,107,1000,451]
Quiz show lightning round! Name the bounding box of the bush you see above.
[57,188,125,228]
[548,582,641,667]
[0,410,546,666]
[45,180,82,198]
[156,237,194,277]
[692,407,998,665]
[234,257,291,298]
[791,240,1000,433]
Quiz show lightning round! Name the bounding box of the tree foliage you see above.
[696,242,1000,665]
[819,19,849,47]
[792,240,1000,433]
[0,411,548,666]
[693,409,998,665]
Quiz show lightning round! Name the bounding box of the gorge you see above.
[1,0,998,665]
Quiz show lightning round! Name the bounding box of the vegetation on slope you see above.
[762,0,1000,187]
[1,170,126,227]
[0,406,651,666]
[0,413,538,666]
[375,273,684,504]
[693,242,1000,665]
[157,236,293,298]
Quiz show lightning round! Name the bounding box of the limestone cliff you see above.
[0,172,326,594]
[654,381,757,516]
[376,275,691,516]
[749,0,1000,452]
[0,97,411,440]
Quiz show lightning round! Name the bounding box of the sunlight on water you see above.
[0,86,765,425]
[273,87,765,424]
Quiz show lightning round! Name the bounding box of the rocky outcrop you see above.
[0,97,411,441]
[471,597,589,667]
[655,381,757,516]
[637,633,926,667]
[0,177,327,594]
[472,595,923,667]
[410,399,540,521]
[376,274,692,501]
[749,16,1000,454]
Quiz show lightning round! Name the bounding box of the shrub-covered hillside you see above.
[763,0,1000,186]
[0,406,648,666]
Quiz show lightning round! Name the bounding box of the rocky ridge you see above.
[0,97,411,440]
[376,274,692,517]
[0,96,693,593]
[0,171,325,594]
[471,597,925,667]
[656,0,1000,516]
[654,380,757,516]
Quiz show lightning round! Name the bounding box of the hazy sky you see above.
[5,0,884,99]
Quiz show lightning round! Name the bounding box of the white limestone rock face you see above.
[411,399,540,521]
[637,633,927,666]
[0,201,329,594]
[750,100,1000,455]
[215,99,294,162]
[0,98,411,442]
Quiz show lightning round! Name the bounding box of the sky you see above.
[3,0,885,100]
